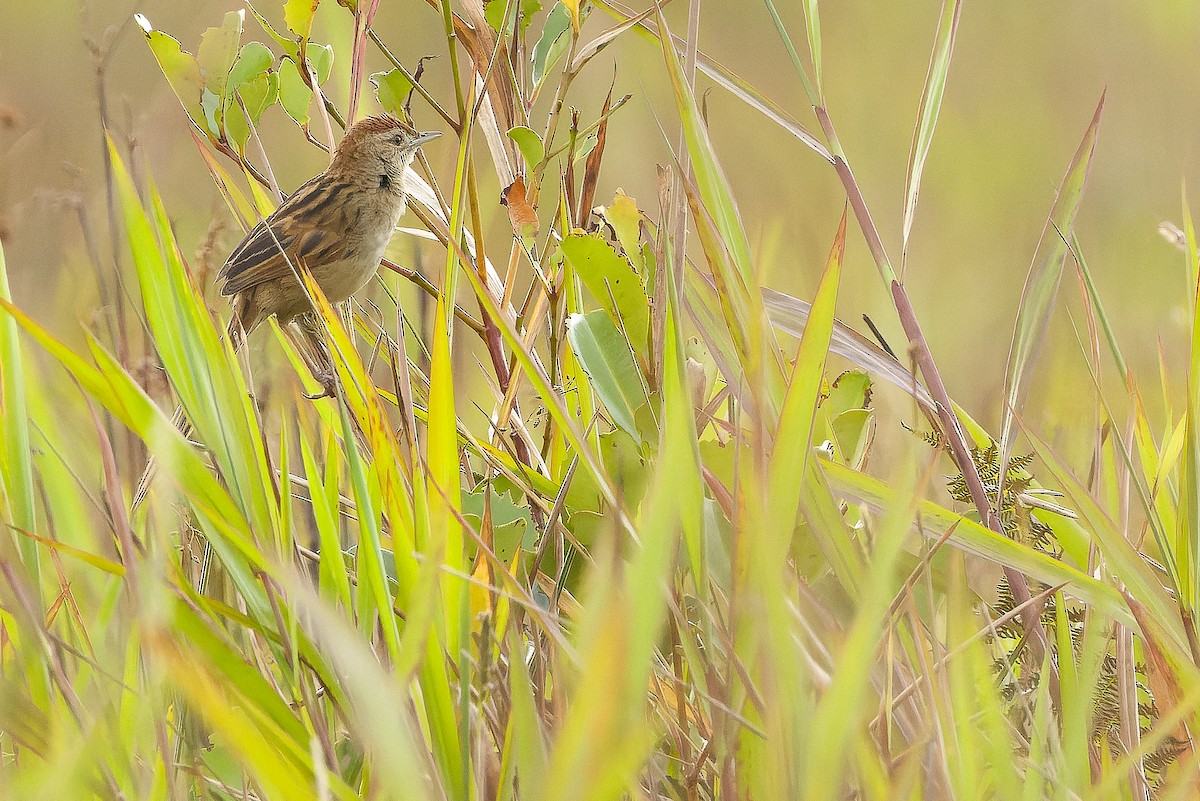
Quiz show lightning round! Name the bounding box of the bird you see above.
[217,114,440,398]
[130,116,438,514]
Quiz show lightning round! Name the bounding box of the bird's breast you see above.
[314,198,406,302]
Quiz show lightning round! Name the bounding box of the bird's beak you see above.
[413,131,442,147]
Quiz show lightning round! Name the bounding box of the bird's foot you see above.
[304,372,338,401]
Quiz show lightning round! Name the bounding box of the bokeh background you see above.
[3,0,1199,441]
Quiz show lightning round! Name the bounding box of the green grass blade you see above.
[767,210,844,534]
[760,0,819,105]
[0,240,38,582]
[1000,94,1104,456]
[901,0,963,260]
[820,457,1135,627]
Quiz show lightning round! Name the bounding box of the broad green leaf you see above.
[278,57,312,125]
[371,69,414,118]
[462,485,535,563]
[228,42,274,90]
[1000,93,1104,455]
[831,409,872,468]
[197,10,244,101]
[566,310,651,443]
[284,0,319,39]
[507,125,545,169]
[598,430,651,510]
[902,0,963,256]
[560,233,650,353]
[225,64,276,152]
[137,17,206,133]
[600,189,643,272]
[532,2,572,86]
[245,2,300,60]
[307,43,334,85]
[240,70,278,121]
[825,370,871,416]
[201,88,222,138]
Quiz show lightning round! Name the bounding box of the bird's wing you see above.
[217,176,353,297]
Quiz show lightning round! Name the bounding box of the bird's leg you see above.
[287,312,338,400]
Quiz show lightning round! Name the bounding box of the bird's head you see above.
[332,115,441,187]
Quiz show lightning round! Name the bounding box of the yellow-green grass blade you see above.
[760,0,819,105]
[1179,243,1200,620]
[801,468,921,801]
[1000,94,1104,458]
[0,240,38,581]
[591,0,831,160]
[901,0,963,261]
[150,605,350,800]
[656,10,754,287]
[282,576,438,798]
[657,9,791,424]
[306,277,465,796]
[943,553,1020,801]
[820,457,1136,628]
[1071,235,1130,381]
[427,292,466,660]
[298,423,353,609]
[123,152,280,544]
[766,210,844,537]
[7,527,125,576]
[0,300,288,630]
[681,178,786,419]
[1020,424,1189,654]
[802,0,823,98]
[658,230,706,583]
[426,291,470,801]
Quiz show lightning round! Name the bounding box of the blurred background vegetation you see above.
[5,2,1200,799]
[5,1,1200,427]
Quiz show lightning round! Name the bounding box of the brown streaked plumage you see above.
[218,115,439,396]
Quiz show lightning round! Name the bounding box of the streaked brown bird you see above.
[218,114,440,397]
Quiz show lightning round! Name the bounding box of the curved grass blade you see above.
[820,457,1136,628]
[761,0,819,105]
[999,93,1105,458]
[767,210,845,534]
[0,241,38,581]
[902,0,963,263]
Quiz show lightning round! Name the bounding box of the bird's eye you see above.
[391,134,404,146]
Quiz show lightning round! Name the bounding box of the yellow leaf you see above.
[563,0,581,31]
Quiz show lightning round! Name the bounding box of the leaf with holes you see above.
[561,232,649,354]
